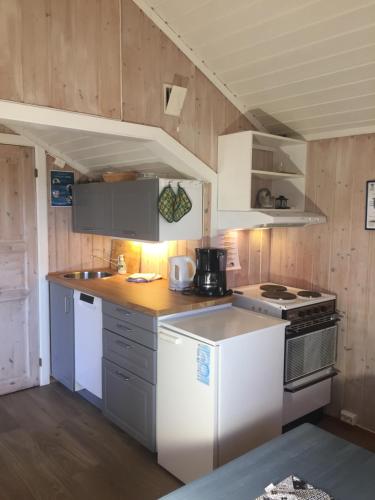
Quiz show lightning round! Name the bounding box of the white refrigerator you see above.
[157,305,288,484]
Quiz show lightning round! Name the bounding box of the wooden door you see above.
[0,144,39,395]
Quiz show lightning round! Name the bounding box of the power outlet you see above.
[340,409,358,426]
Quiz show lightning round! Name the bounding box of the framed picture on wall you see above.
[365,180,375,230]
[50,170,74,207]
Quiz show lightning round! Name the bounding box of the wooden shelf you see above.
[252,144,275,153]
[251,169,304,180]
[251,208,299,212]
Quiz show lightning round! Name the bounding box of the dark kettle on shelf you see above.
[275,195,289,209]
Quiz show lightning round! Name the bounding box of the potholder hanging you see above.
[173,184,192,222]
[158,184,176,223]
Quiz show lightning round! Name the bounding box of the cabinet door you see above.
[72,183,112,235]
[50,283,75,391]
[102,359,156,451]
[111,179,159,241]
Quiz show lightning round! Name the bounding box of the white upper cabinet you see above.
[218,131,307,212]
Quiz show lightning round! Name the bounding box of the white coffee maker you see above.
[168,256,196,291]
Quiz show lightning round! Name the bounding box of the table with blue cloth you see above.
[160,423,375,500]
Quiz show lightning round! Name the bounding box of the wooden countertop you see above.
[47,270,232,316]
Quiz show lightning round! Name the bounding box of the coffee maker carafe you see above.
[193,248,228,296]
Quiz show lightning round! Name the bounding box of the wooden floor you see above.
[0,382,181,500]
[1,384,374,500]
[317,415,375,453]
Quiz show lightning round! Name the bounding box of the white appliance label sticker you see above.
[197,344,210,385]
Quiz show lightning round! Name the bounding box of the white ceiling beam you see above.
[302,123,375,140]
[0,132,34,147]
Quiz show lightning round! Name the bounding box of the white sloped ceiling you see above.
[140,0,375,139]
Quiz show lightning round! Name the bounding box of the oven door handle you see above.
[286,319,339,338]
[284,369,339,393]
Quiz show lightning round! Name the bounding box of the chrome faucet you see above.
[92,254,127,274]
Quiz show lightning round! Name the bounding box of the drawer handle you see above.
[64,296,70,314]
[116,307,131,316]
[116,340,132,350]
[116,371,130,381]
[116,323,133,332]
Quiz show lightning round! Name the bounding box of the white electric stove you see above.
[233,282,336,317]
[233,283,339,426]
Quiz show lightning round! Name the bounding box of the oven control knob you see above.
[298,311,305,317]
[320,306,326,313]
[313,307,319,314]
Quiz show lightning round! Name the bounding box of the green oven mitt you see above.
[173,184,192,222]
[158,184,176,223]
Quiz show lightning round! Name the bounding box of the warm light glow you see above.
[141,241,169,258]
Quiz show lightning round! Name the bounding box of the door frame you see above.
[0,133,50,386]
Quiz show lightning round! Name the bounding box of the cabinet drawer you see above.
[103,329,156,384]
[103,301,156,332]
[102,359,156,451]
[103,314,156,350]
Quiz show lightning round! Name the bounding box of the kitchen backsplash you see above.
[113,229,270,285]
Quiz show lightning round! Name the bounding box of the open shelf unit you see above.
[218,130,307,212]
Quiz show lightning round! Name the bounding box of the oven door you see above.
[284,322,338,392]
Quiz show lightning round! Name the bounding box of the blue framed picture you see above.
[50,170,74,207]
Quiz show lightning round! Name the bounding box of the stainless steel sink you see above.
[63,271,113,280]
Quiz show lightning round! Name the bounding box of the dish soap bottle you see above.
[117,254,127,275]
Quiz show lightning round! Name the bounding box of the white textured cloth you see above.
[255,475,333,500]
[127,273,162,283]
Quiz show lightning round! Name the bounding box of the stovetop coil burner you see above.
[260,284,287,292]
[261,291,297,301]
[297,290,322,298]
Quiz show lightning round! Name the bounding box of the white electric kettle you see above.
[168,255,196,291]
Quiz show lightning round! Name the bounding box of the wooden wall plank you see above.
[21,0,50,106]
[362,232,375,429]
[0,0,121,118]
[0,0,23,102]
[324,137,353,416]
[260,229,271,283]
[342,135,373,421]
[121,0,161,125]
[270,133,375,431]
